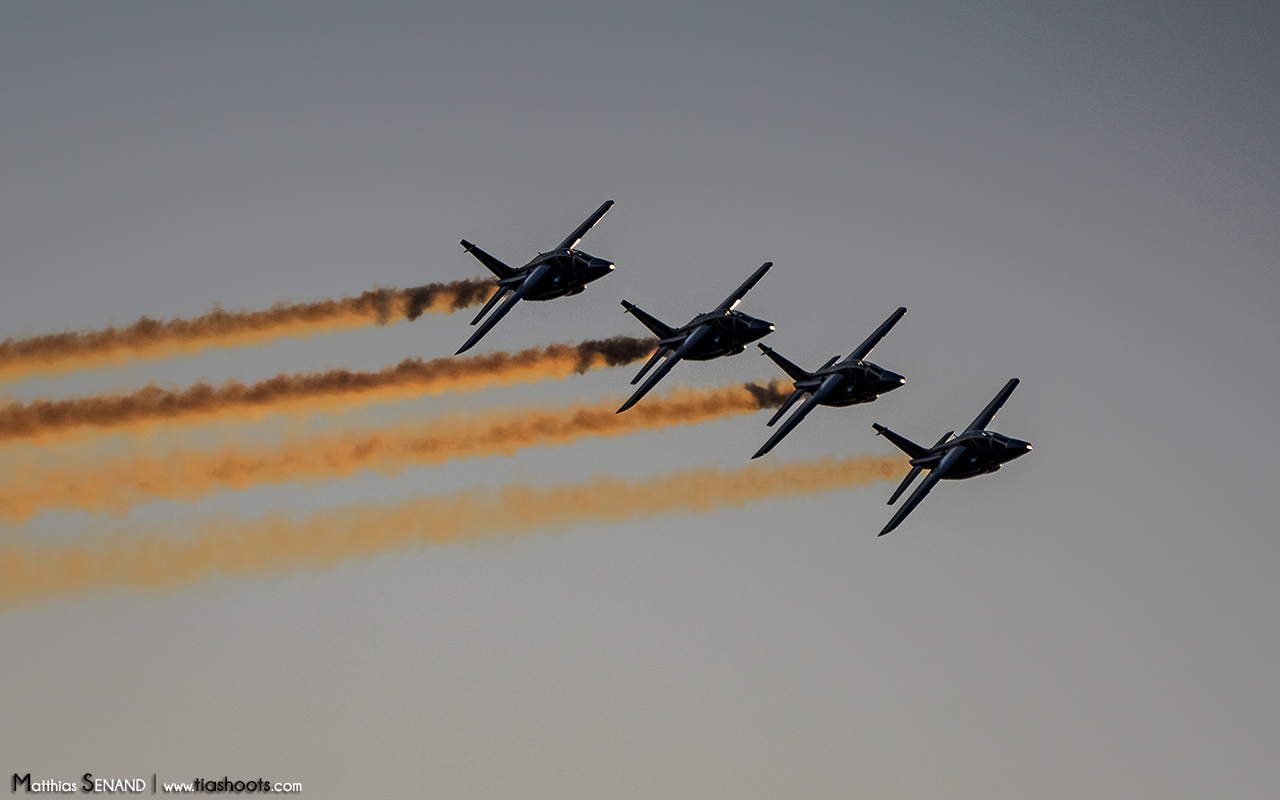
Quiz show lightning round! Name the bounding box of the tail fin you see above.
[872,423,928,460]
[621,301,677,340]
[758,344,812,383]
[460,240,517,281]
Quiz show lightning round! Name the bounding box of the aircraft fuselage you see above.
[662,310,775,361]
[513,249,615,301]
[912,430,1033,480]
[798,360,906,407]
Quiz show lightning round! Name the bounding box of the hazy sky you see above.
[2,2,1277,798]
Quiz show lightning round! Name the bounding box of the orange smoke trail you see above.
[0,454,907,610]
[0,278,496,382]
[0,335,655,444]
[0,381,790,520]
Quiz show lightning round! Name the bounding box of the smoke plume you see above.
[0,381,789,520]
[0,335,655,443]
[0,278,496,381]
[0,454,906,610]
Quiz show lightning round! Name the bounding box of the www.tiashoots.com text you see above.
[11,773,302,793]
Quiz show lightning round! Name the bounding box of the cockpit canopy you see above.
[704,309,754,330]
[837,360,885,380]
[963,430,1010,450]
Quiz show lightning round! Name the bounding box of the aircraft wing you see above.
[963,378,1020,433]
[752,374,841,459]
[617,325,708,413]
[878,445,966,536]
[843,307,907,363]
[555,200,615,251]
[716,262,773,311]
[455,263,550,354]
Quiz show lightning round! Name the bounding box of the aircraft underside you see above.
[524,283,586,301]
[821,388,882,407]
[944,459,1004,480]
[684,342,749,361]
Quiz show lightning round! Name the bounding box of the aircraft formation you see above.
[456,200,1031,536]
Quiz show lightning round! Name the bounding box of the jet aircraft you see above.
[617,262,776,413]
[873,378,1032,536]
[456,200,616,354]
[752,306,908,459]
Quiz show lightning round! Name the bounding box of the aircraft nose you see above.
[589,258,615,273]
[883,370,906,386]
[752,318,776,332]
[1008,439,1033,455]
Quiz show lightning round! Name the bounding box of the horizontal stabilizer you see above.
[758,344,812,383]
[766,387,805,427]
[879,469,942,536]
[872,423,928,460]
[630,345,670,385]
[460,240,517,281]
[752,375,840,459]
[878,446,964,536]
[471,286,510,325]
[621,301,677,340]
[618,325,708,413]
[887,465,922,506]
[455,264,549,354]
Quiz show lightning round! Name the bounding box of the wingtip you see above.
[617,389,648,413]
[460,239,473,250]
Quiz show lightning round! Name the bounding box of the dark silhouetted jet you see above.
[617,262,776,413]
[456,200,616,354]
[752,307,908,459]
[873,378,1031,536]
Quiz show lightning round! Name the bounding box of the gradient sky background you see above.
[2,2,1278,797]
